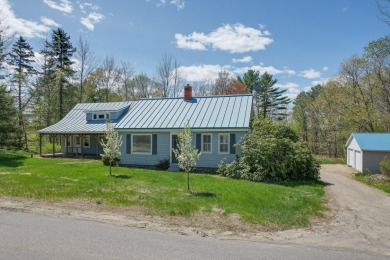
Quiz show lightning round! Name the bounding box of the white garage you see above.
[346,133,390,173]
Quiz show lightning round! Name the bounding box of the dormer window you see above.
[92,113,110,120]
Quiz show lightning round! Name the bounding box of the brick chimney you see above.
[184,84,192,101]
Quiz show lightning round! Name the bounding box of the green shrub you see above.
[380,156,390,177]
[218,117,320,182]
[102,154,120,166]
[155,158,170,170]
[217,159,242,179]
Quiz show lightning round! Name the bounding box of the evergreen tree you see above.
[237,69,260,93]
[257,72,290,120]
[8,36,36,150]
[0,86,19,149]
[49,28,76,120]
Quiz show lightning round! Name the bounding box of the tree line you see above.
[0,24,292,151]
[292,36,390,157]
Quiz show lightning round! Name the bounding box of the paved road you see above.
[0,209,385,260]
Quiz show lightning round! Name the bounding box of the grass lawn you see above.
[354,173,390,194]
[0,151,327,228]
[315,156,345,164]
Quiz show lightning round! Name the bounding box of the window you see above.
[132,134,152,154]
[92,113,110,120]
[66,137,71,147]
[74,135,81,147]
[202,134,212,153]
[219,134,229,154]
[83,135,90,148]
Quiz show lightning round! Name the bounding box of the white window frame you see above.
[92,113,110,120]
[83,135,90,148]
[218,133,230,154]
[201,133,212,154]
[132,134,152,155]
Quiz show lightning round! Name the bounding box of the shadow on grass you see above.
[0,152,26,168]
[190,191,216,197]
[112,174,132,179]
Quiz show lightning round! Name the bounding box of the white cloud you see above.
[275,82,299,89]
[232,56,252,63]
[311,78,329,86]
[156,0,185,10]
[77,1,100,14]
[169,0,185,10]
[43,0,73,14]
[179,64,231,82]
[322,66,329,71]
[299,68,321,79]
[0,0,50,38]
[175,23,273,53]
[80,12,105,31]
[40,16,60,27]
[233,64,295,76]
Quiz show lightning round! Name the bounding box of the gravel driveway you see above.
[279,164,390,256]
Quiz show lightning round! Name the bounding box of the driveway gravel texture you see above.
[0,164,389,257]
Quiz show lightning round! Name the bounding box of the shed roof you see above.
[115,94,253,130]
[348,133,390,151]
[38,102,133,134]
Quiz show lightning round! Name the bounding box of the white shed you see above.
[345,133,390,173]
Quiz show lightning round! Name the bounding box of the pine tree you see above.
[0,86,19,149]
[257,72,290,120]
[49,28,76,120]
[8,36,36,150]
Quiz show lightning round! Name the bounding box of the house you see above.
[345,133,390,173]
[38,86,253,168]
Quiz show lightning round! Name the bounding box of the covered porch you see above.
[38,133,105,159]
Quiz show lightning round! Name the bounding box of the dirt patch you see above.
[0,172,31,175]
[1,164,389,256]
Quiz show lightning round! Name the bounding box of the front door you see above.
[171,134,178,163]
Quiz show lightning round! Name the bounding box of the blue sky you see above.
[1,0,388,99]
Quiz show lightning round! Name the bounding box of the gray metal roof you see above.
[116,94,253,129]
[38,102,133,134]
[38,95,253,134]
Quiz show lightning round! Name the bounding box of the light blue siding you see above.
[119,132,171,166]
[194,132,245,168]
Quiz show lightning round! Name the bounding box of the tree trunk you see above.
[187,171,190,192]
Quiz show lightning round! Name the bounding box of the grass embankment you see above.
[0,151,327,227]
[354,173,390,194]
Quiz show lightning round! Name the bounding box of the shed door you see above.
[355,151,362,172]
[348,149,354,166]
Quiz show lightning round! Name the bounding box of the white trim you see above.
[201,133,212,154]
[92,112,110,120]
[218,133,230,154]
[131,134,152,155]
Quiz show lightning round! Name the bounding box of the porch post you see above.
[64,135,70,157]
[39,134,42,156]
[80,134,84,158]
[52,135,55,157]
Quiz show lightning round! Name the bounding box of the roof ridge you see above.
[140,94,253,101]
